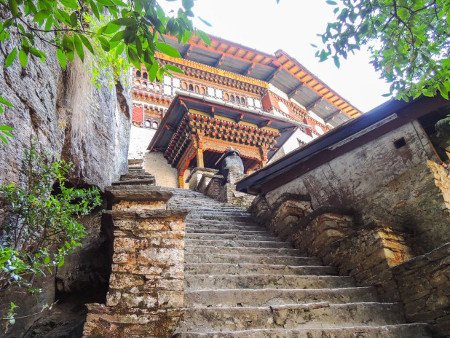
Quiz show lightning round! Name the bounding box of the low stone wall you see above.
[250,194,414,302]
[322,224,413,302]
[83,185,187,337]
[393,243,450,337]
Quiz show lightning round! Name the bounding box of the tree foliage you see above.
[0,0,209,142]
[318,0,450,100]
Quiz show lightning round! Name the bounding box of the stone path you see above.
[160,188,432,337]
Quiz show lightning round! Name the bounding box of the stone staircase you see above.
[157,188,432,337]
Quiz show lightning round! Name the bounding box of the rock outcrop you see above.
[0,38,130,189]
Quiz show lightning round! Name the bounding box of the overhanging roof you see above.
[162,34,362,126]
[236,96,450,195]
[148,93,300,159]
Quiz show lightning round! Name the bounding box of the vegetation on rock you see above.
[0,145,101,327]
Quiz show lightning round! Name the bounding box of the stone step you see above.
[186,245,302,256]
[185,239,291,249]
[186,233,282,242]
[185,228,269,236]
[112,179,155,186]
[185,287,378,307]
[185,274,354,290]
[178,302,405,331]
[191,215,254,222]
[185,254,322,265]
[186,222,262,230]
[185,263,337,276]
[176,323,431,338]
[128,168,145,174]
[120,173,154,181]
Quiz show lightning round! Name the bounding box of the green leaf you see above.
[79,35,94,54]
[56,49,67,70]
[326,0,337,5]
[198,17,211,27]
[62,34,74,51]
[197,30,211,45]
[73,34,84,61]
[19,50,28,68]
[60,0,79,9]
[98,37,110,52]
[101,22,120,35]
[0,125,14,131]
[0,96,13,108]
[30,48,46,62]
[333,55,340,68]
[4,48,17,68]
[156,42,181,58]
[89,0,100,19]
[8,0,19,17]
[111,17,136,26]
[165,64,183,74]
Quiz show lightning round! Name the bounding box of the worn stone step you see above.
[192,215,254,222]
[185,228,269,235]
[185,287,378,307]
[186,245,302,256]
[186,221,261,228]
[184,262,337,276]
[128,168,145,174]
[186,233,282,242]
[176,323,431,337]
[178,302,405,331]
[185,239,291,249]
[120,173,154,181]
[185,263,337,276]
[185,274,354,290]
[185,253,322,265]
[112,178,155,186]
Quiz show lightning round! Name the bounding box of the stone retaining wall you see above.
[393,243,450,337]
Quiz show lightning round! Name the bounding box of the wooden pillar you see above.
[178,172,185,188]
[196,148,204,168]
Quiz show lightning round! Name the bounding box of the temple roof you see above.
[163,34,362,126]
[148,93,300,160]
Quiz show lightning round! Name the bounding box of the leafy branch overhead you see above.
[317,0,450,100]
[0,0,210,142]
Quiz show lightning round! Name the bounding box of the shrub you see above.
[0,146,102,292]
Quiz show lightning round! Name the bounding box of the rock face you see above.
[0,39,130,189]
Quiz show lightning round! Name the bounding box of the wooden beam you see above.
[182,44,192,58]
[265,67,281,82]
[257,120,272,128]
[242,62,256,76]
[287,83,303,99]
[213,54,225,67]
[324,109,342,123]
[305,97,322,111]
[234,113,244,123]
[164,123,177,132]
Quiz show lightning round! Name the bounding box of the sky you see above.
[165,0,391,113]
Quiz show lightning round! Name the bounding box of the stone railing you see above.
[83,165,188,337]
[186,167,254,208]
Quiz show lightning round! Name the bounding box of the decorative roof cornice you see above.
[156,52,269,93]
